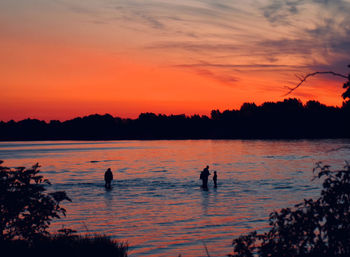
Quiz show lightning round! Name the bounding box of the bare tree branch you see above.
[295,74,303,81]
[284,71,348,96]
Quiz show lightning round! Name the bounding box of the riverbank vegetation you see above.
[0,233,128,257]
[0,161,128,257]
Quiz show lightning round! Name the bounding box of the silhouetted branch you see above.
[284,71,347,96]
[202,241,211,257]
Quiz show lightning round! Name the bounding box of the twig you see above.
[202,241,211,257]
[284,71,347,96]
[82,221,91,234]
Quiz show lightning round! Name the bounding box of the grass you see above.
[0,234,128,257]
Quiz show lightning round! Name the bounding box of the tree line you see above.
[1,98,350,140]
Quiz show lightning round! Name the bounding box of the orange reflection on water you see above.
[1,139,349,256]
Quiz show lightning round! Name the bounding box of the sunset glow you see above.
[1,0,349,121]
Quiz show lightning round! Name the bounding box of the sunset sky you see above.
[1,0,350,121]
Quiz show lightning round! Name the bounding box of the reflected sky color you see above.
[1,0,350,120]
[1,139,350,256]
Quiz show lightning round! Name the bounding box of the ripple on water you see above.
[2,139,346,256]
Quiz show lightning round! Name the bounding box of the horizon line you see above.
[1,97,345,123]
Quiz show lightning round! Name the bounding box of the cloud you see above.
[132,11,165,30]
[172,61,311,86]
[146,41,240,53]
[147,38,313,62]
[261,0,350,32]
[175,62,307,70]
[305,17,350,54]
[194,68,239,85]
[44,0,350,86]
[53,0,98,15]
[261,0,303,24]
[257,39,313,55]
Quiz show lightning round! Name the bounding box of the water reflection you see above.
[201,188,210,215]
[103,189,114,212]
[0,139,349,256]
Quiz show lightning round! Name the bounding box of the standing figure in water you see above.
[104,168,113,189]
[200,165,211,188]
[213,171,217,187]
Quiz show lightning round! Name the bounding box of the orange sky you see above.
[1,0,349,121]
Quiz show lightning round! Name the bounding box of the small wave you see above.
[89,160,119,163]
[292,170,304,174]
[55,182,103,188]
[264,155,310,160]
[273,185,292,190]
[150,169,168,173]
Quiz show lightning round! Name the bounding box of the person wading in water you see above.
[104,168,113,189]
[213,171,217,187]
[200,165,211,188]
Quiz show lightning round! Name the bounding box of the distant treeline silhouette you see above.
[1,98,350,140]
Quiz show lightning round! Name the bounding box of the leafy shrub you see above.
[230,162,350,257]
[0,160,71,240]
[0,160,128,256]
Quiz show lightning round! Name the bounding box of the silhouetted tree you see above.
[305,100,327,112]
[0,161,71,241]
[240,103,258,114]
[230,162,350,257]
[1,84,350,140]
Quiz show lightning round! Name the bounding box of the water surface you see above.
[1,139,349,256]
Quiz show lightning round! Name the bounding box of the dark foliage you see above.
[0,161,71,240]
[0,97,349,140]
[0,161,128,256]
[0,234,128,257]
[230,162,350,257]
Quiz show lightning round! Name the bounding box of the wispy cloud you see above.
[3,0,350,90]
[261,0,303,24]
[146,42,241,53]
[176,62,307,69]
[194,68,239,85]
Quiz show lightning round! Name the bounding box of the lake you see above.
[1,139,349,256]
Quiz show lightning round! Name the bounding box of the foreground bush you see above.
[230,162,350,257]
[0,161,128,256]
[0,160,71,240]
[0,233,128,257]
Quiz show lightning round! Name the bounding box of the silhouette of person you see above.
[200,165,211,188]
[104,168,113,189]
[213,171,217,187]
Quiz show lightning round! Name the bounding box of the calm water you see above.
[1,139,350,256]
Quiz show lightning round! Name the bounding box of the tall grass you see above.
[0,234,128,257]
